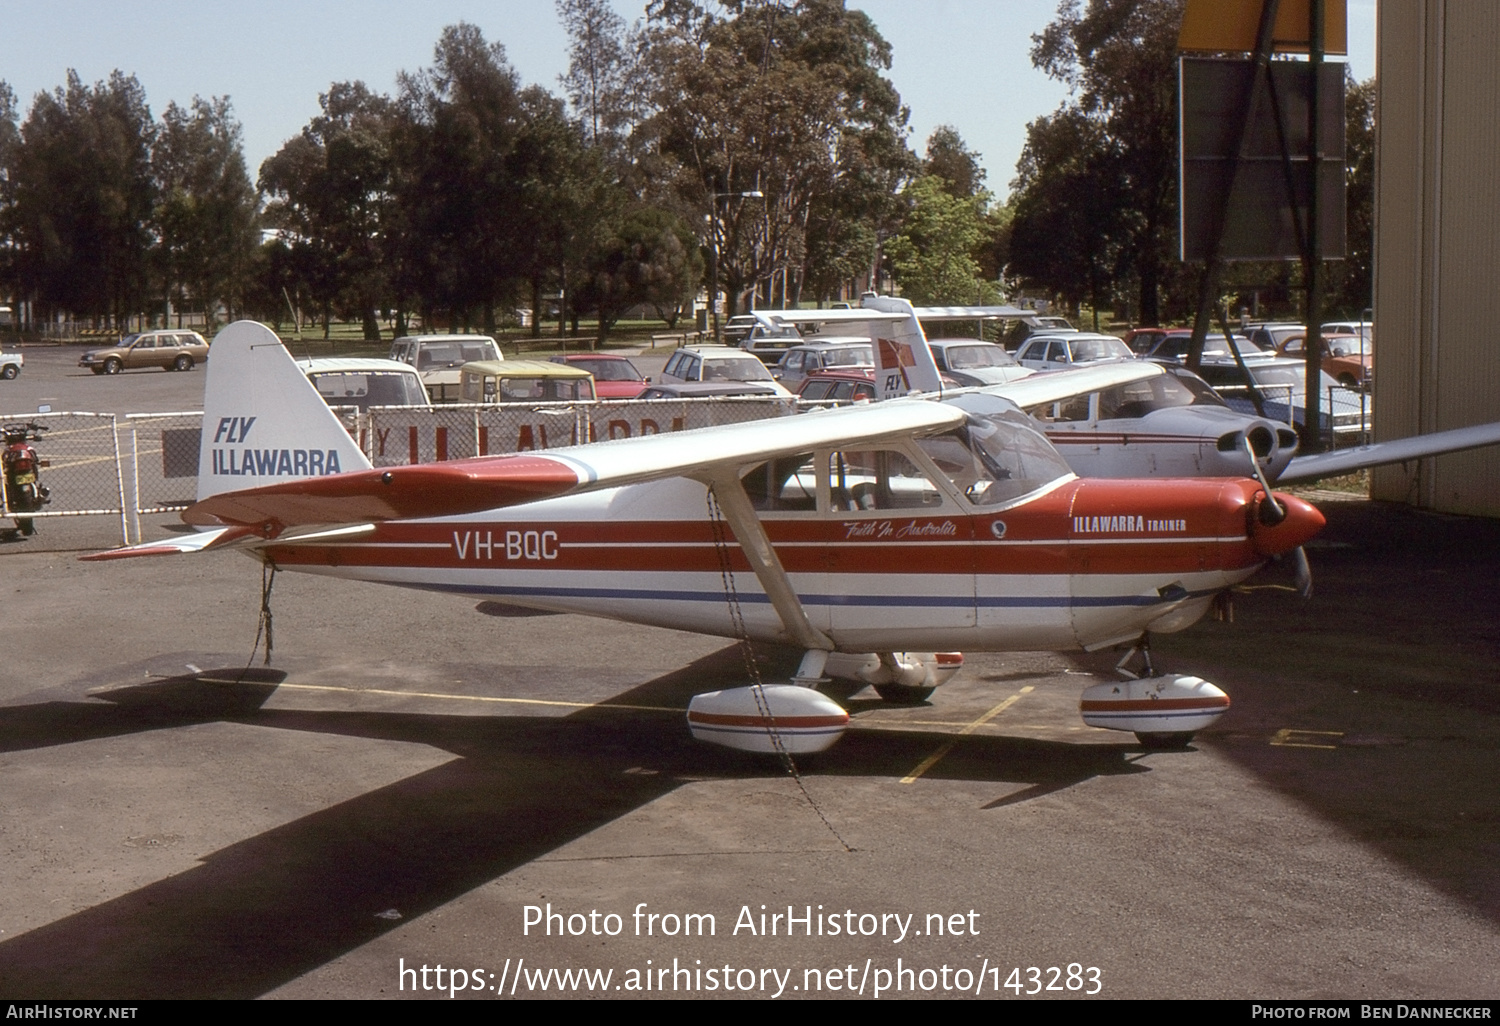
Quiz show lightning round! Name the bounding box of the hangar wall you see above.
[1371,1,1500,515]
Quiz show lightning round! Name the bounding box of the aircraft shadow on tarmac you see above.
[0,646,1147,999]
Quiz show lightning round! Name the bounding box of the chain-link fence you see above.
[364,397,800,466]
[1,397,821,551]
[0,411,129,547]
[123,412,204,541]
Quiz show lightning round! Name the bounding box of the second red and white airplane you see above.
[88,320,1328,754]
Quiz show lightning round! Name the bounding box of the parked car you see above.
[79,330,210,374]
[459,359,597,403]
[550,353,647,398]
[297,358,431,411]
[1002,315,1076,351]
[1139,331,1268,365]
[721,315,761,347]
[1121,326,1174,355]
[1194,357,1371,439]
[1014,332,1134,370]
[659,345,793,396]
[1322,320,1374,341]
[738,321,807,363]
[926,338,1033,387]
[796,369,878,403]
[636,382,784,400]
[773,341,874,390]
[1274,333,1373,390]
[1243,323,1309,352]
[388,334,502,402]
[0,350,20,380]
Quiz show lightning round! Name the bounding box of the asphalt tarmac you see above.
[2,341,1498,1000]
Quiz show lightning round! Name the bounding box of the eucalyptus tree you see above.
[885,127,1004,306]
[576,204,702,339]
[259,81,395,338]
[556,0,638,158]
[1013,0,1184,324]
[1008,107,1128,324]
[390,23,535,334]
[635,0,914,313]
[7,71,156,326]
[885,175,999,307]
[152,97,259,324]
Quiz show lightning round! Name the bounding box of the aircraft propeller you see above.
[1243,435,1314,599]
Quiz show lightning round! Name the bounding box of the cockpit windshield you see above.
[924,394,1074,506]
[1096,370,1227,419]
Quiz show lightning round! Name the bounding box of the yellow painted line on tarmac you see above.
[900,686,1035,784]
[261,679,684,714]
[1270,728,1343,749]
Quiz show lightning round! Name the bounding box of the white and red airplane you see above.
[87,320,1328,754]
[754,297,1500,487]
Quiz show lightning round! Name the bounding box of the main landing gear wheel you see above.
[1135,731,1195,749]
[874,682,936,704]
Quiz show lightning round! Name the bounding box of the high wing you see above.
[909,305,1032,320]
[185,399,964,533]
[1276,421,1500,483]
[751,308,908,328]
[971,361,1166,410]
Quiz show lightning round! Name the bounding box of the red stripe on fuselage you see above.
[1080,696,1231,712]
[264,478,1268,578]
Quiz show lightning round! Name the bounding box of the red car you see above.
[1274,333,1373,390]
[797,369,877,402]
[549,353,648,399]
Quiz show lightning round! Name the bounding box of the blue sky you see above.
[3,1,1374,197]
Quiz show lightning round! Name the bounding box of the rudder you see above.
[197,321,372,501]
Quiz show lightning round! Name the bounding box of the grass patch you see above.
[1285,469,1369,497]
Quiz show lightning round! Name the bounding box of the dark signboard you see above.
[1179,56,1346,262]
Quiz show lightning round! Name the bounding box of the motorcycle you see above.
[2,421,51,537]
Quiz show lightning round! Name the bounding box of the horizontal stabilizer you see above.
[79,526,255,561]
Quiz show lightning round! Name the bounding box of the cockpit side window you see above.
[828,449,943,511]
[1030,393,1093,423]
[929,396,1075,507]
[740,452,818,512]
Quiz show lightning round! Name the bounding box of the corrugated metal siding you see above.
[1372,0,1500,515]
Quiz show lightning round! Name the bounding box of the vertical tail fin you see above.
[197,321,372,501]
[860,295,945,399]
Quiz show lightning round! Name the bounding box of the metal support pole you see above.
[1302,0,1326,454]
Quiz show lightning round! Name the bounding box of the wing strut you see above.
[698,470,834,653]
